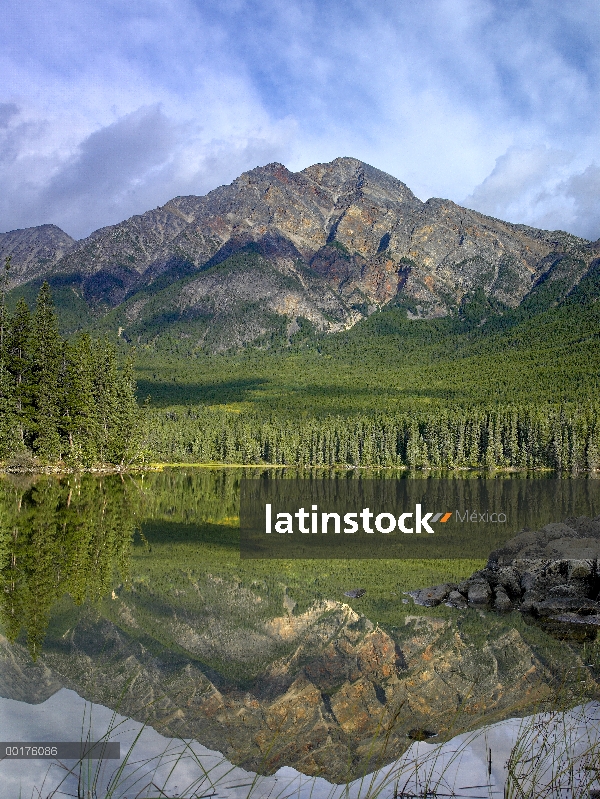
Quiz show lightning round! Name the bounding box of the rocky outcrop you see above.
[409,515,600,635]
[0,633,62,703]
[0,224,75,288]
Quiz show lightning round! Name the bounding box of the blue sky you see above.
[2,0,599,240]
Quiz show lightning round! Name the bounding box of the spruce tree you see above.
[92,338,120,463]
[0,257,18,458]
[111,351,144,466]
[65,333,100,465]
[7,297,32,449]
[29,283,64,461]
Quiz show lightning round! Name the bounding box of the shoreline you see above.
[0,461,565,476]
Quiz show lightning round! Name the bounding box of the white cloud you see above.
[0,0,599,237]
[561,165,600,241]
[463,147,600,240]
[0,104,294,238]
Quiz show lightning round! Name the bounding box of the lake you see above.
[1,469,600,794]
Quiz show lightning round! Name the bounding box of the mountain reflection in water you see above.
[1,689,600,798]
[1,469,600,782]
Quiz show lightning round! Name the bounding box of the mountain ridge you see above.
[2,157,599,350]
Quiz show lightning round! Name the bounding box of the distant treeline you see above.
[0,268,140,466]
[145,404,600,471]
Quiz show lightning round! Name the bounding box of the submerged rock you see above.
[406,583,456,607]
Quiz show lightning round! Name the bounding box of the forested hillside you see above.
[136,288,600,470]
[1,154,600,472]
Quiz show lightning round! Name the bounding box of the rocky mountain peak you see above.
[2,157,598,350]
[0,224,76,289]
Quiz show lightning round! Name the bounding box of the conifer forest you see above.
[0,260,140,467]
[2,251,600,471]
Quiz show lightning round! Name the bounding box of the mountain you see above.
[3,157,599,349]
[2,596,589,781]
[0,224,75,287]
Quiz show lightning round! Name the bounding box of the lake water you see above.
[1,469,600,796]
[2,688,599,797]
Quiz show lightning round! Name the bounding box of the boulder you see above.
[496,566,522,597]
[569,559,594,579]
[548,583,586,598]
[411,518,600,631]
[493,587,512,612]
[467,581,492,606]
[530,597,600,618]
[407,583,457,607]
[446,590,468,609]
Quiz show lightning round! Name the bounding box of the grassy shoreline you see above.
[0,461,565,475]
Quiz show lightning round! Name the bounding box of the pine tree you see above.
[0,257,18,458]
[29,283,64,461]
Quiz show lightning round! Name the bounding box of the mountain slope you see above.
[4,157,599,349]
[0,224,75,288]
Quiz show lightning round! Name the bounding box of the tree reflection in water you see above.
[0,475,138,658]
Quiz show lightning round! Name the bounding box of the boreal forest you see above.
[2,250,600,471]
[0,264,140,467]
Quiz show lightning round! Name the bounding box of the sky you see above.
[1,0,599,241]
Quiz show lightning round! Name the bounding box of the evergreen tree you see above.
[29,283,64,461]
[0,257,18,457]
[93,338,120,463]
[7,297,32,448]
[65,333,100,465]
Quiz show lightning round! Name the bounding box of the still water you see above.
[3,689,599,798]
[1,469,600,795]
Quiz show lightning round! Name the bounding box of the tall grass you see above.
[24,679,600,799]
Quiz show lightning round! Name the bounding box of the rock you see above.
[467,581,492,606]
[496,566,522,597]
[412,518,600,632]
[0,225,76,290]
[493,587,512,612]
[3,158,593,349]
[406,583,456,607]
[569,559,594,579]
[446,590,468,609]
[549,613,600,627]
[530,597,600,618]
[521,571,539,592]
[548,583,586,598]
[520,591,545,614]
[407,728,437,741]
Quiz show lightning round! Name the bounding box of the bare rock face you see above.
[4,157,598,350]
[0,633,62,703]
[0,225,75,288]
